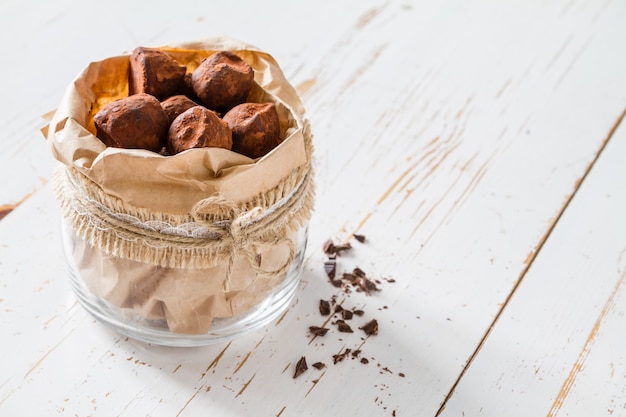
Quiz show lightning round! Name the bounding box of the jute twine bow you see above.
[190,190,298,291]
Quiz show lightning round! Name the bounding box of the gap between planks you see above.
[434,107,626,416]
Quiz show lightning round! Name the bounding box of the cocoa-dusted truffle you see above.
[223,102,280,159]
[191,51,254,113]
[129,47,187,98]
[161,95,199,123]
[94,93,168,152]
[167,106,232,155]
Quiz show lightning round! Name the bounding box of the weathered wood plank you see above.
[1,0,626,416]
[438,110,626,417]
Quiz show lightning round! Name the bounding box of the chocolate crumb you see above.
[351,349,361,358]
[398,372,405,377]
[342,272,358,284]
[385,278,396,283]
[360,358,369,364]
[331,279,343,288]
[354,234,366,243]
[360,319,379,336]
[334,242,352,255]
[293,356,308,379]
[360,277,380,294]
[333,348,352,364]
[335,320,354,333]
[332,267,381,294]
[342,309,354,320]
[393,410,397,416]
[309,326,330,337]
[322,239,352,256]
[324,260,336,280]
[353,309,365,317]
[334,304,344,313]
[312,362,326,370]
[319,299,331,316]
[322,239,335,255]
[353,267,366,278]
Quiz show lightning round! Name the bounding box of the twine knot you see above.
[191,194,296,291]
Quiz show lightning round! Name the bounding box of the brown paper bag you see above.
[47,37,314,334]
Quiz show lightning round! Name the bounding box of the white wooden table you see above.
[2,1,626,416]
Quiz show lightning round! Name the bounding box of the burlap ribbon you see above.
[53,155,313,286]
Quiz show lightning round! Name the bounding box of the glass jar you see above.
[61,219,307,347]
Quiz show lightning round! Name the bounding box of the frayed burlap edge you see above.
[53,120,315,271]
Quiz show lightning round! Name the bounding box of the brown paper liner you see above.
[46,37,314,334]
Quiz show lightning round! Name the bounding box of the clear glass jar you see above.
[61,220,307,347]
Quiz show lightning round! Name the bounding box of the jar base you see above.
[61,222,306,347]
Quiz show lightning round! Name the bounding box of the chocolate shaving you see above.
[334,242,352,256]
[353,234,366,243]
[319,299,331,316]
[359,277,380,294]
[322,238,352,256]
[360,319,378,336]
[353,267,366,278]
[322,239,336,255]
[353,309,365,317]
[333,348,351,364]
[312,362,326,370]
[324,260,336,280]
[330,267,381,294]
[293,356,308,378]
[309,326,329,337]
[335,320,353,333]
[342,272,357,284]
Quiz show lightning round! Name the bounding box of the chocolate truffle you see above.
[191,51,254,113]
[161,95,199,123]
[167,106,232,155]
[223,102,281,159]
[94,93,168,152]
[129,47,187,98]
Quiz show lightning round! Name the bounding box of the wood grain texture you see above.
[438,110,626,417]
[1,0,625,416]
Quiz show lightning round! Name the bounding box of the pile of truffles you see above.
[93,47,281,159]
